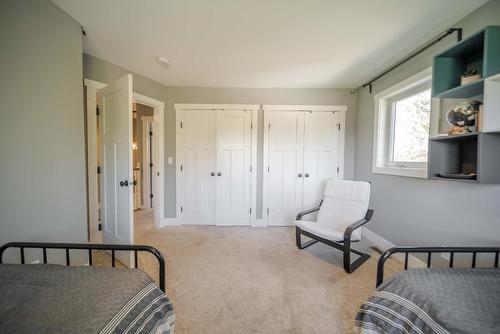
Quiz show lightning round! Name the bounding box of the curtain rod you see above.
[362,28,462,93]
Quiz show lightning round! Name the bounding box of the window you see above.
[373,67,436,178]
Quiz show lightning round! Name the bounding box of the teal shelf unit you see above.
[429,26,500,183]
[432,26,500,98]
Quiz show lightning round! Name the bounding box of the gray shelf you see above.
[428,132,500,184]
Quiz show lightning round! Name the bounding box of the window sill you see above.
[372,166,428,179]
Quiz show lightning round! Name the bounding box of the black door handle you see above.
[211,172,215,176]
[217,172,222,176]
[298,173,302,177]
[132,180,138,186]
[304,173,310,177]
[119,180,129,187]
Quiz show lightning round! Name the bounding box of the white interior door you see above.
[216,109,252,226]
[302,111,342,209]
[100,74,133,266]
[267,112,304,226]
[180,110,217,225]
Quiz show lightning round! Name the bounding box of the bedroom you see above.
[1,0,500,333]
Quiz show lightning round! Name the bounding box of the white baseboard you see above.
[363,228,425,268]
[251,219,267,227]
[160,218,181,227]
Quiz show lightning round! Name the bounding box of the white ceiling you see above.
[53,0,488,88]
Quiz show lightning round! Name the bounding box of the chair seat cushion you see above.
[294,220,361,242]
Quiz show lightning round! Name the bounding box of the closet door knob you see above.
[298,173,303,177]
[304,173,310,178]
[119,180,129,187]
[217,172,222,176]
[211,172,215,176]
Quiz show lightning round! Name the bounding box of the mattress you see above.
[355,268,500,334]
[0,264,175,334]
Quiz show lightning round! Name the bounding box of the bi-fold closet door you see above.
[179,108,252,226]
[266,110,343,226]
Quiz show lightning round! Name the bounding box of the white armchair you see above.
[295,179,373,273]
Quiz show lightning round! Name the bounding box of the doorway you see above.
[174,104,259,226]
[84,78,165,245]
[262,105,346,226]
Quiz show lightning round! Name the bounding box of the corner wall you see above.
[0,0,87,246]
[354,0,500,246]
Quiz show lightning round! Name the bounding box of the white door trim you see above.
[262,105,347,227]
[84,78,166,233]
[84,79,104,243]
[141,116,154,209]
[174,103,259,226]
[133,93,165,228]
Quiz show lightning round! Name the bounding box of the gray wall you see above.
[83,55,357,219]
[0,1,87,249]
[354,0,500,247]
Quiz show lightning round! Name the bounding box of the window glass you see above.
[391,89,431,163]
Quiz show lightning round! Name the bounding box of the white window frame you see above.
[372,67,439,179]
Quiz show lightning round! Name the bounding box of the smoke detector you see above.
[157,57,169,67]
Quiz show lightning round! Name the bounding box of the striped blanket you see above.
[0,264,175,334]
[355,268,500,334]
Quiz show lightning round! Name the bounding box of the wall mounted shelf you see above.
[432,26,500,98]
[429,26,500,184]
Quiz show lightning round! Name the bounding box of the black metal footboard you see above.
[0,242,166,292]
[376,246,500,287]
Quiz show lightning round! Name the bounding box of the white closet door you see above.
[216,110,252,225]
[180,110,217,225]
[267,112,304,226]
[302,111,341,209]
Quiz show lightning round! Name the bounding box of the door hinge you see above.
[180,206,183,213]
[180,122,183,128]
[97,166,101,174]
[150,162,153,168]
[98,223,102,231]
[337,123,341,130]
[149,130,153,136]
[268,123,271,130]
[267,166,270,172]
[96,106,100,116]
[150,194,153,199]
[250,166,252,172]
[267,208,270,214]
[249,208,252,214]
[251,123,253,130]
[180,165,183,171]
[337,166,340,173]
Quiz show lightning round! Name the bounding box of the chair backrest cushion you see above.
[316,179,371,240]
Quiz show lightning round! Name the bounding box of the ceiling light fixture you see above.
[157,57,169,67]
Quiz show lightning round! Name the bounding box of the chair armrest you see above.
[343,209,374,240]
[296,207,321,220]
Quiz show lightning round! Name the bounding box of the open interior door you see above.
[100,74,134,267]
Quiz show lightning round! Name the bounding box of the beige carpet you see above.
[133,209,400,334]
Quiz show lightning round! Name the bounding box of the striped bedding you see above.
[0,264,175,334]
[355,268,500,334]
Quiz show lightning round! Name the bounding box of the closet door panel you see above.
[267,112,304,226]
[181,110,217,225]
[303,112,341,209]
[216,110,252,225]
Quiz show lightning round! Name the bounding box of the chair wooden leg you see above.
[343,245,370,273]
[296,227,318,250]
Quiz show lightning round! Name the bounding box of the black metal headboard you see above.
[376,246,500,287]
[0,242,166,292]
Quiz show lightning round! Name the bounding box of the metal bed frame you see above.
[0,242,166,292]
[295,206,374,273]
[376,246,500,287]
